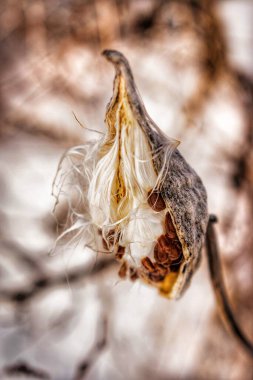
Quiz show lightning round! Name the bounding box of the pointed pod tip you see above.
[102,49,129,68]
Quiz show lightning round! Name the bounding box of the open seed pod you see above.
[86,50,208,299]
[53,50,208,299]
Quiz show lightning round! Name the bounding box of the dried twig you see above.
[3,361,50,379]
[205,215,253,357]
[74,315,108,380]
[0,257,115,305]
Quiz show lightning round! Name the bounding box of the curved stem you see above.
[205,215,253,356]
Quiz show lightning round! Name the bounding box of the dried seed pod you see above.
[99,50,208,299]
[54,50,208,300]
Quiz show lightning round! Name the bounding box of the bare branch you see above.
[74,315,108,380]
[0,257,116,305]
[4,361,51,379]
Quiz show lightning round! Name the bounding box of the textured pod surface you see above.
[159,150,208,297]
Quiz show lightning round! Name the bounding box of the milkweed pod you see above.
[94,50,208,299]
[53,50,208,300]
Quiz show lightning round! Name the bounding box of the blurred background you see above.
[0,0,252,379]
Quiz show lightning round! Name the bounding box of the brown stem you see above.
[205,215,253,356]
[0,258,115,305]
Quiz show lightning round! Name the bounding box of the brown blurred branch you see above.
[3,361,50,379]
[74,315,108,380]
[0,257,116,305]
[1,116,83,146]
[1,240,45,273]
[206,215,253,357]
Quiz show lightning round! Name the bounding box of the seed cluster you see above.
[115,192,183,285]
[141,210,183,283]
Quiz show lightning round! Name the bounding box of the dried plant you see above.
[53,50,253,359]
[1,1,253,378]
[54,50,208,299]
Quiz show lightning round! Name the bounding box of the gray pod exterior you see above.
[138,109,208,298]
[157,149,208,298]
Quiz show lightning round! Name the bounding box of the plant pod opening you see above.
[54,50,208,300]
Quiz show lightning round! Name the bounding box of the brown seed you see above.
[147,191,166,212]
[115,245,125,260]
[167,240,182,262]
[154,263,168,276]
[154,242,170,264]
[141,257,155,272]
[159,260,171,268]
[165,212,177,239]
[118,261,127,278]
[154,234,183,265]
[129,267,139,281]
[148,272,164,283]
[155,234,173,257]
[170,251,183,272]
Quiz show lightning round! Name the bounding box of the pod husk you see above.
[103,50,208,299]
